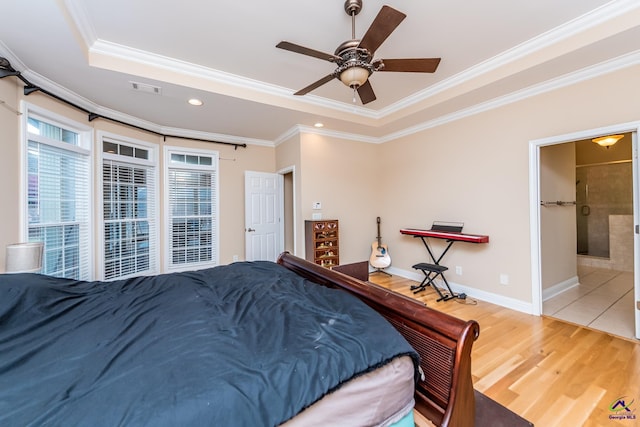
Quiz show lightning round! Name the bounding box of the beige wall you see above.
[275,134,302,256]
[0,77,21,271]
[377,110,532,301]
[540,143,577,290]
[299,133,380,264]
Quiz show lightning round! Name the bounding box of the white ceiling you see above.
[1,0,639,145]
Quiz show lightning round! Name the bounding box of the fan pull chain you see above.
[353,87,357,103]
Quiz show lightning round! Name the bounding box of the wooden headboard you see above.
[277,253,480,427]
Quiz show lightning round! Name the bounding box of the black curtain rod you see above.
[0,57,247,150]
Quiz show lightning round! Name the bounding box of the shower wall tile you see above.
[610,215,633,272]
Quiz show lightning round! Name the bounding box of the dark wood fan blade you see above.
[357,80,376,104]
[276,41,341,62]
[358,6,406,55]
[294,74,336,96]
[378,58,441,73]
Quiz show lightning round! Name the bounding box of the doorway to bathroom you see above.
[532,127,639,341]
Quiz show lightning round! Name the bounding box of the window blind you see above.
[102,159,157,279]
[167,151,218,269]
[27,140,90,280]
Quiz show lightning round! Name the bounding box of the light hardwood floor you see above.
[368,273,640,427]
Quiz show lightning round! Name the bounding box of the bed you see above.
[0,252,479,426]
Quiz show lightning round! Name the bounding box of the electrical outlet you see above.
[232,255,238,262]
[500,274,509,285]
[312,212,322,220]
[455,266,463,275]
[312,202,322,209]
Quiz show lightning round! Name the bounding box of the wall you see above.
[275,133,302,257]
[609,214,634,272]
[0,79,276,274]
[577,162,633,257]
[377,110,532,302]
[540,143,577,291]
[299,133,380,264]
[0,77,20,271]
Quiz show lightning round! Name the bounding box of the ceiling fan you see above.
[276,0,441,105]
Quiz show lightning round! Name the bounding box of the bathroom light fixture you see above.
[592,134,623,148]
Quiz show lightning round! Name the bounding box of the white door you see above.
[633,131,640,339]
[244,171,283,262]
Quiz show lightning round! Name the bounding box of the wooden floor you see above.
[368,273,640,427]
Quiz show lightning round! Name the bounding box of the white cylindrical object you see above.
[5,242,44,273]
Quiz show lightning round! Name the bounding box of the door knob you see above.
[246,228,255,232]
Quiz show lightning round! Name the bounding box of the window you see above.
[165,147,219,270]
[101,136,158,280]
[25,110,92,280]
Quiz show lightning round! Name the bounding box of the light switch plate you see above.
[312,202,322,210]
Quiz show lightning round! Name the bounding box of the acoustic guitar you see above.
[370,217,391,269]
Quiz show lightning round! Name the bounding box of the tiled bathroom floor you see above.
[543,266,637,341]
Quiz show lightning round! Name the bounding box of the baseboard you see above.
[542,276,579,301]
[386,266,535,315]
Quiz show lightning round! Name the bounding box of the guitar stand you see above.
[370,268,391,276]
[410,263,454,301]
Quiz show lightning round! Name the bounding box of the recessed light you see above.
[188,98,203,106]
[314,122,324,128]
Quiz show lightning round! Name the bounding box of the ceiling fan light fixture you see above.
[592,134,623,148]
[276,2,440,104]
[339,66,369,88]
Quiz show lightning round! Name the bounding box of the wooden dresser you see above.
[305,220,339,267]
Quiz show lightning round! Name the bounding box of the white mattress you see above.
[281,355,416,427]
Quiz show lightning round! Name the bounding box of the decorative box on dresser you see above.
[305,220,339,267]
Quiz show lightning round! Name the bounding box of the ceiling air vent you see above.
[130,81,162,95]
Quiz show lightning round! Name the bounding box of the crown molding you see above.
[4,42,638,149]
[273,124,380,146]
[380,49,640,143]
[279,49,640,145]
[89,39,380,122]
[376,0,640,118]
[62,0,97,49]
[61,0,377,120]
[64,0,640,127]
[0,41,27,71]
[5,58,266,147]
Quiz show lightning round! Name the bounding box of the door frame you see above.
[529,121,640,339]
[277,165,297,257]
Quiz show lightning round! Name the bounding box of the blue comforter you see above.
[0,261,418,426]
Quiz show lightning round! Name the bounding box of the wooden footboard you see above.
[277,253,479,427]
